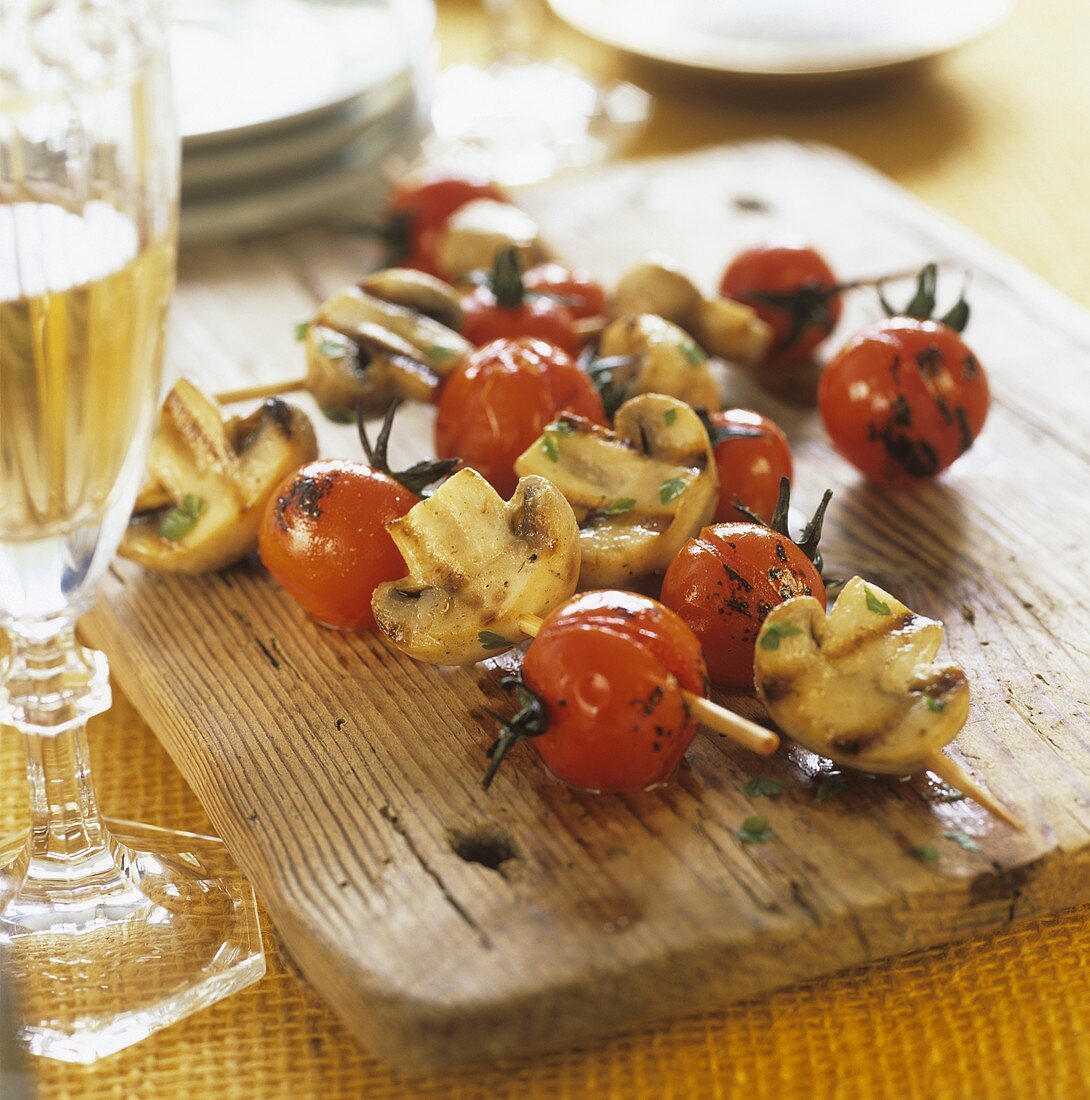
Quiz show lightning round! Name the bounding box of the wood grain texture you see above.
[83,141,1090,1072]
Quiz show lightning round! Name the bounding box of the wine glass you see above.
[0,0,264,1063]
[427,0,652,184]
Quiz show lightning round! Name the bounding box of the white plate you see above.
[171,0,434,148]
[181,76,417,192]
[547,0,1012,76]
[179,106,427,243]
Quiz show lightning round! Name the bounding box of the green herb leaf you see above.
[541,432,560,462]
[318,337,347,359]
[478,630,511,651]
[739,815,774,844]
[923,783,965,803]
[815,773,847,803]
[320,404,356,424]
[659,476,688,504]
[664,407,678,426]
[429,344,458,362]
[924,694,947,713]
[603,497,637,515]
[682,340,708,365]
[759,622,803,651]
[158,494,206,541]
[742,777,782,799]
[864,586,892,616]
[549,419,575,436]
[908,844,939,863]
[294,319,310,342]
[943,828,982,852]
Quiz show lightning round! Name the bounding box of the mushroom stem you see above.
[924,753,1022,830]
[516,614,779,757]
[573,315,606,342]
[217,378,307,405]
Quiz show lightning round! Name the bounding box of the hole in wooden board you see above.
[447,825,518,872]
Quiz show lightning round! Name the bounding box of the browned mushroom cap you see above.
[514,393,718,587]
[754,577,971,775]
[611,259,702,326]
[306,285,471,416]
[120,379,318,574]
[358,268,464,330]
[598,313,723,411]
[434,199,546,283]
[372,469,580,665]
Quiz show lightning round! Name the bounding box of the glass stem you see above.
[1,616,145,929]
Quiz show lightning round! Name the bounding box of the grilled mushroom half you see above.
[305,273,471,416]
[597,313,723,412]
[610,259,772,367]
[372,469,580,665]
[121,379,318,574]
[514,393,718,587]
[435,199,546,283]
[754,577,971,774]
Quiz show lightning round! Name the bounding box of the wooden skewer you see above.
[574,315,606,342]
[515,613,779,757]
[924,752,1023,831]
[217,378,307,405]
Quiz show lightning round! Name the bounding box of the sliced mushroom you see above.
[372,468,580,665]
[691,296,772,367]
[753,576,970,774]
[611,259,702,326]
[358,267,464,330]
[610,258,773,367]
[435,199,546,283]
[597,313,723,411]
[514,393,718,587]
[120,379,318,574]
[306,284,471,415]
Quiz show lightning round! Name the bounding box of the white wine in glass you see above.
[0,0,264,1063]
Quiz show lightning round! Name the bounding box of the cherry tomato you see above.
[819,316,989,487]
[460,250,580,354]
[520,591,709,791]
[661,519,826,691]
[387,170,506,276]
[435,337,605,497]
[259,460,417,630]
[719,243,843,367]
[522,262,607,321]
[708,408,793,524]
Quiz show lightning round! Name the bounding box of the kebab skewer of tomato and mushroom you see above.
[122,163,1010,827]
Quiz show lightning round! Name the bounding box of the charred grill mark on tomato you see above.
[868,421,940,479]
[723,562,753,590]
[956,407,975,454]
[275,470,338,529]
[915,345,945,378]
[962,352,980,379]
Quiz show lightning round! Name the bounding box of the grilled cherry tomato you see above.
[819,316,989,486]
[461,248,580,354]
[387,170,506,275]
[522,262,607,321]
[661,481,829,690]
[435,336,605,497]
[707,408,793,524]
[719,243,842,367]
[259,460,417,631]
[486,591,709,792]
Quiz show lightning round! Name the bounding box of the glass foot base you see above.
[427,60,651,184]
[0,820,265,1064]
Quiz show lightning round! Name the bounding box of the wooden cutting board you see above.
[84,141,1090,1072]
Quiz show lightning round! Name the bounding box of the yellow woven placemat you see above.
[4,688,1090,1099]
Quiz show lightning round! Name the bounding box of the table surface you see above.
[6,0,1090,1095]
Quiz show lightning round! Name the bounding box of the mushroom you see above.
[753,576,970,775]
[612,259,702,326]
[596,313,723,412]
[609,258,773,367]
[435,199,546,283]
[120,379,318,574]
[358,267,464,330]
[513,393,718,587]
[306,283,471,415]
[372,468,580,665]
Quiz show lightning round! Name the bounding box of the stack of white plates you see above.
[172,0,435,244]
